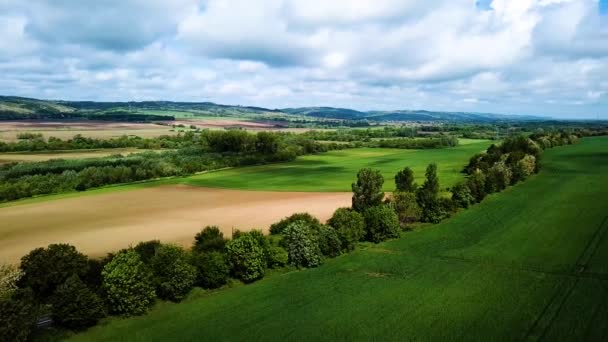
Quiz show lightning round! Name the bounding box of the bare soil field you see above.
[0,148,152,164]
[0,120,174,142]
[174,119,280,130]
[0,185,351,263]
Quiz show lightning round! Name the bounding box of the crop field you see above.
[0,186,351,263]
[0,148,153,164]
[71,137,608,341]
[182,140,492,191]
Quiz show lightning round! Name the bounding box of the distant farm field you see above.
[182,141,491,191]
[71,137,608,341]
[0,148,154,164]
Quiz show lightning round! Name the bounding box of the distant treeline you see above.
[0,131,352,202]
[371,136,458,149]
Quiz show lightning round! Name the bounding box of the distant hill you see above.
[0,95,547,123]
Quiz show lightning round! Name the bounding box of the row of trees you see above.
[0,131,350,202]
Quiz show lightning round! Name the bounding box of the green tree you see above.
[269,213,321,235]
[391,191,422,224]
[451,182,475,209]
[193,226,226,253]
[50,275,106,329]
[416,163,442,223]
[191,251,230,289]
[0,290,37,342]
[363,205,401,243]
[133,240,162,264]
[466,170,487,203]
[283,221,323,268]
[268,246,289,268]
[327,208,365,252]
[395,167,417,192]
[150,245,197,302]
[19,243,89,300]
[101,250,156,316]
[352,168,385,212]
[226,234,266,283]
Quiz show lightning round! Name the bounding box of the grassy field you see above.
[70,137,608,341]
[182,141,492,191]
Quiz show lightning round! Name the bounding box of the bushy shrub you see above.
[363,205,400,243]
[486,161,512,193]
[268,246,289,268]
[269,213,320,235]
[352,168,385,212]
[150,245,197,302]
[101,250,156,316]
[314,225,342,258]
[0,290,37,342]
[451,183,474,209]
[191,251,230,289]
[327,208,365,252]
[283,222,323,268]
[0,264,22,299]
[133,240,162,264]
[50,275,106,329]
[19,243,89,300]
[466,171,487,203]
[193,226,226,253]
[514,154,536,181]
[226,234,266,282]
[391,191,422,224]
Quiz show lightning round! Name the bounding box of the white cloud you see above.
[0,0,606,118]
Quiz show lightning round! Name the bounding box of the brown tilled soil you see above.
[0,185,351,263]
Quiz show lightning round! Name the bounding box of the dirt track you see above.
[0,185,351,263]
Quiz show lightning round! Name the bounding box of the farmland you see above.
[0,142,487,262]
[0,148,153,164]
[69,136,608,341]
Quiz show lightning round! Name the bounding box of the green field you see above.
[70,137,608,341]
[182,141,491,191]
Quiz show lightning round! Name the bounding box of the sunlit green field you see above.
[70,137,608,341]
[182,141,491,191]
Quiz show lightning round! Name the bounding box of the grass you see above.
[68,136,608,341]
[182,141,492,192]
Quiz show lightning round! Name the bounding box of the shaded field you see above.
[0,186,350,263]
[72,137,608,341]
[0,148,153,164]
[183,141,491,191]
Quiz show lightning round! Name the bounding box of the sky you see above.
[0,0,607,119]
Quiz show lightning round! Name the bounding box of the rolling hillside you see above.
[1,95,545,123]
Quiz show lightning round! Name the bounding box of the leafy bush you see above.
[352,168,385,212]
[283,222,323,268]
[133,240,162,264]
[193,226,226,253]
[314,225,342,258]
[191,251,230,289]
[268,246,289,268]
[514,154,536,181]
[101,250,156,316]
[327,208,365,252]
[466,171,487,203]
[0,290,37,342]
[0,264,22,299]
[363,205,401,243]
[451,183,475,209]
[391,191,422,224]
[269,213,321,235]
[19,243,88,300]
[226,234,266,283]
[150,245,197,302]
[50,275,106,329]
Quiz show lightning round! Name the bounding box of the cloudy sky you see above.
[0,0,607,118]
